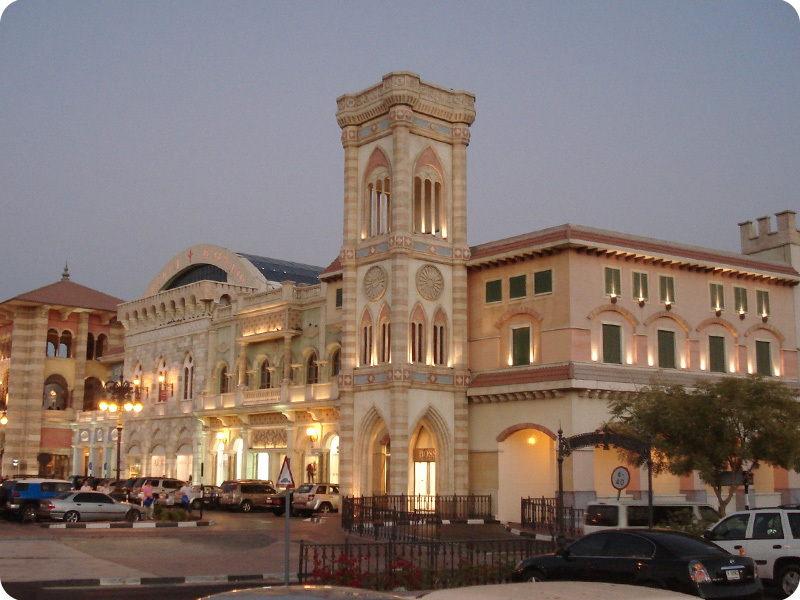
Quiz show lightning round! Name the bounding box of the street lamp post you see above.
[99,377,142,482]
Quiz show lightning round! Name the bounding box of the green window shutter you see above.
[756,341,772,376]
[633,272,648,301]
[710,284,724,311]
[604,267,621,297]
[756,290,770,317]
[485,279,502,303]
[659,276,675,305]
[602,324,622,364]
[734,287,748,314]
[509,275,527,299]
[709,336,726,373]
[512,327,530,366]
[657,330,676,369]
[533,270,553,295]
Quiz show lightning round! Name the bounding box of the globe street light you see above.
[100,377,142,482]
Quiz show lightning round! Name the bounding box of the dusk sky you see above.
[1,1,799,303]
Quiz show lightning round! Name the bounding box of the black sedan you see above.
[512,528,763,599]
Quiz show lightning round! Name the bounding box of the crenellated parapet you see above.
[739,210,799,258]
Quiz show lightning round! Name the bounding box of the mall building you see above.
[3,72,799,522]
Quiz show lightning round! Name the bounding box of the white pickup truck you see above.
[705,507,800,598]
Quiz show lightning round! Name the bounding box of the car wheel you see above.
[191,499,202,510]
[240,500,252,513]
[21,505,38,523]
[125,509,141,523]
[64,511,80,523]
[778,564,800,597]
[523,568,547,582]
[319,503,333,513]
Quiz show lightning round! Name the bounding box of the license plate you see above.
[725,569,741,581]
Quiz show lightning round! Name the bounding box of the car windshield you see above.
[656,533,728,558]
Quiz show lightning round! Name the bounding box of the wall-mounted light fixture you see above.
[638,297,646,307]
[609,293,618,304]
[715,307,722,317]
[306,426,319,443]
[739,310,746,320]
[664,300,672,311]
[132,377,149,400]
[216,431,228,444]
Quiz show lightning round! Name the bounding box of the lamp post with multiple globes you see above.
[99,376,142,482]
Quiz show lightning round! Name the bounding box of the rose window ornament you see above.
[416,264,444,301]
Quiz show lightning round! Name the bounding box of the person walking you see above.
[180,482,193,514]
[142,480,155,520]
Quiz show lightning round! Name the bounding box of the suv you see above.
[130,477,185,505]
[584,501,718,533]
[4,479,73,521]
[219,480,276,512]
[705,507,800,597]
[291,483,340,516]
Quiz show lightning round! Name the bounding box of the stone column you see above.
[72,313,89,411]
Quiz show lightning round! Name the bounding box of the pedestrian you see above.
[142,480,155,519]
[99,480,111,495]
[306,462,316,483]
[180,482,192,513]
[79,479,92,492]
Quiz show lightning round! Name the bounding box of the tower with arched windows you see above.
[334,72,476,496]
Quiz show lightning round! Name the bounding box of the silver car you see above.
[38,491,142,522]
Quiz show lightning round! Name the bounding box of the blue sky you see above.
[1,0,798,302]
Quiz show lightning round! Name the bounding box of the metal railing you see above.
[342,495,493,541]
[298,537,552,590]
[521,496,584,539]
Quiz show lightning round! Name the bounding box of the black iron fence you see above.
[342,495,493,541]
[298,537,552,590]
[521,496,584,539]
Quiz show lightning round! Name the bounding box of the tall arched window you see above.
[306,352,319,384]
[362,152,392,239]
[378,306,391,364]
[413,159,446,238]
[360,311,374,367]
[86,333,96,360]
[46,329,59,357]
[156,358,167,402]
[410,306,426,364]
[183,354,194,400]
[259,360,271,389]
[432,309,448,366]
[95,334,106,359]
[330,348,341,377]
[58,331,72,358]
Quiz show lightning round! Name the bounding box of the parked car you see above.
[511,528,762,599]
[291,483,340,516]
[198,585,412,599]
[182,485,223,509]
[38,491,142,522]
[584,501,718,533]
[705,506,800,597]
[267,489,295,516]
[4,478,73,522]
[219,480,277,512]
[129,477,185,505]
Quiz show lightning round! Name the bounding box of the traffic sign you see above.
[611,466,630,491]
[277,457,295,489]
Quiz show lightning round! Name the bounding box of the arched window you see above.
[361,152,392,240]
[95,334,106,359]
[360,310,374,367]
[330,348,341,377]
[219,365,229,394]
[410,306,426,364]
[58,331,72,358]
[46,329,58,357]
[83,377,104,411]
[306,352,319,384]
[183,354,194,400]
[86,333,95,360]
[156,358,167,402]
[432,310,448,366]
[413,161,446,238]
[378,306,391,364]
[43,381,67,410]
[259,360,271,389]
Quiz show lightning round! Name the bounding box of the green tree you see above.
[607,375,800,516]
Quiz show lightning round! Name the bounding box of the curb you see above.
[504,524,557,542]
[440,518,500,525]
[13,573,286,588]
[39,519,213,529]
